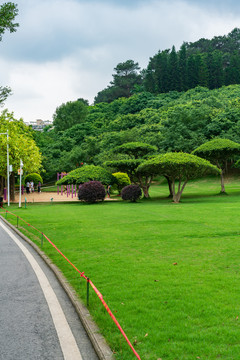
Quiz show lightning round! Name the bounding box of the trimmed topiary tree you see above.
[121,184,142,202]
[56,165,115,186]
[113,142,157,159]
[192,138,240,193]
[106,142,157,198]
[78,181,106,203]
[112,172,131,194]
[24,173,43,185]
[138,152,221,203]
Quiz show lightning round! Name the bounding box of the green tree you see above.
[169,46,180,91]
[105,142,157,198]
[179,44,188,91]
[138,152,220,203]
[0,2,19,105]
[94,60,142,103]
[113,142,157,159]
[56,165,114,186]
[192,138,240,193]
[112,172,131,194]
[24,173,43,185]
[53,100,88,132]
[0,111,42,199]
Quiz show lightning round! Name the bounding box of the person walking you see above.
[38,182,41,193]
[30,181,34,193]
[107,184,111,198]
[26,181,30,194]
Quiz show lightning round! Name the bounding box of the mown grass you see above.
[4,175,240,360]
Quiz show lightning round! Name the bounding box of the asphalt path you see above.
[0,219,99,360]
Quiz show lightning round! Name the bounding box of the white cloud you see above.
[2,0,240,122]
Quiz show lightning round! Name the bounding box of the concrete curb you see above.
[0,215,114,360]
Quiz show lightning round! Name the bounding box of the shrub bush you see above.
[56,165,115,186]
[121,184,142,202]
[24,173,43,185]
[112,172,131,194]
[78,181,106,203]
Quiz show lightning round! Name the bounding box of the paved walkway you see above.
[0,219,99,360]
[9,191,118,203]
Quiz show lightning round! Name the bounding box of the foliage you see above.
[78,181,106,203]
[94,60,142,103]
[56,165,115,185]
[192,138,240,164]
[0,110,42,177]
[192,138,240,192]
[138,152,220,202]
[113,142,157,159]
[105,159,143,182]
[53,99,88,132]
[112,172,131,194]
[144,28,240,95]
[0,2,19,105]
[0,2,18,41]
[34,83,240,182]
[24,173,43,185]
[121,184,142,202]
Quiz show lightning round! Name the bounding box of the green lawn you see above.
[3,176,240,360]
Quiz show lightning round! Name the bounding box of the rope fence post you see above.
[41,232,44,248]
[87,277,90,307]
[17,216,19,228]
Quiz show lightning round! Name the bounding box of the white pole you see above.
[0,131,9,205]
[6,130,10,207]
[19,159,23,208]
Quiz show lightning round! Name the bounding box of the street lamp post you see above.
[19,159,23,208]
[0,130,10,206]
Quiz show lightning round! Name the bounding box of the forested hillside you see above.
[145,28,240,94]
[95,28,240,104]
[34,84,240,181]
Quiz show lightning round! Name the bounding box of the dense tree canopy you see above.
[0,111,42,177]
[56,165,115,186]
[192,138,240,193]
[0,111,42,199]
[35,84,240,184]
[94,60,142,104]
[138,152,220,203]
[0,2,19,105]
[144,28,240,95]
[53,99,88,132]
[105,142,157,198]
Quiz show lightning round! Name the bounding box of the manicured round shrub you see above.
[56,165,115,186]
[112,172,131,194]
[78,181,106,203]
[24,173,43,185]
[121,184,142,202]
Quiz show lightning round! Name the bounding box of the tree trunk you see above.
[216,161,225,193]
[0,176,5,195]
[220,172,225,193]
[165,176,173,198]
[10,172,15,201]
[138,175,153,198]
[172,180,188,203]
[142,184,150,198]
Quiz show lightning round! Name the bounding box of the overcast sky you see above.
[1,0,240,123]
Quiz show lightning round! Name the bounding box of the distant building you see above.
[25,119,52,131]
